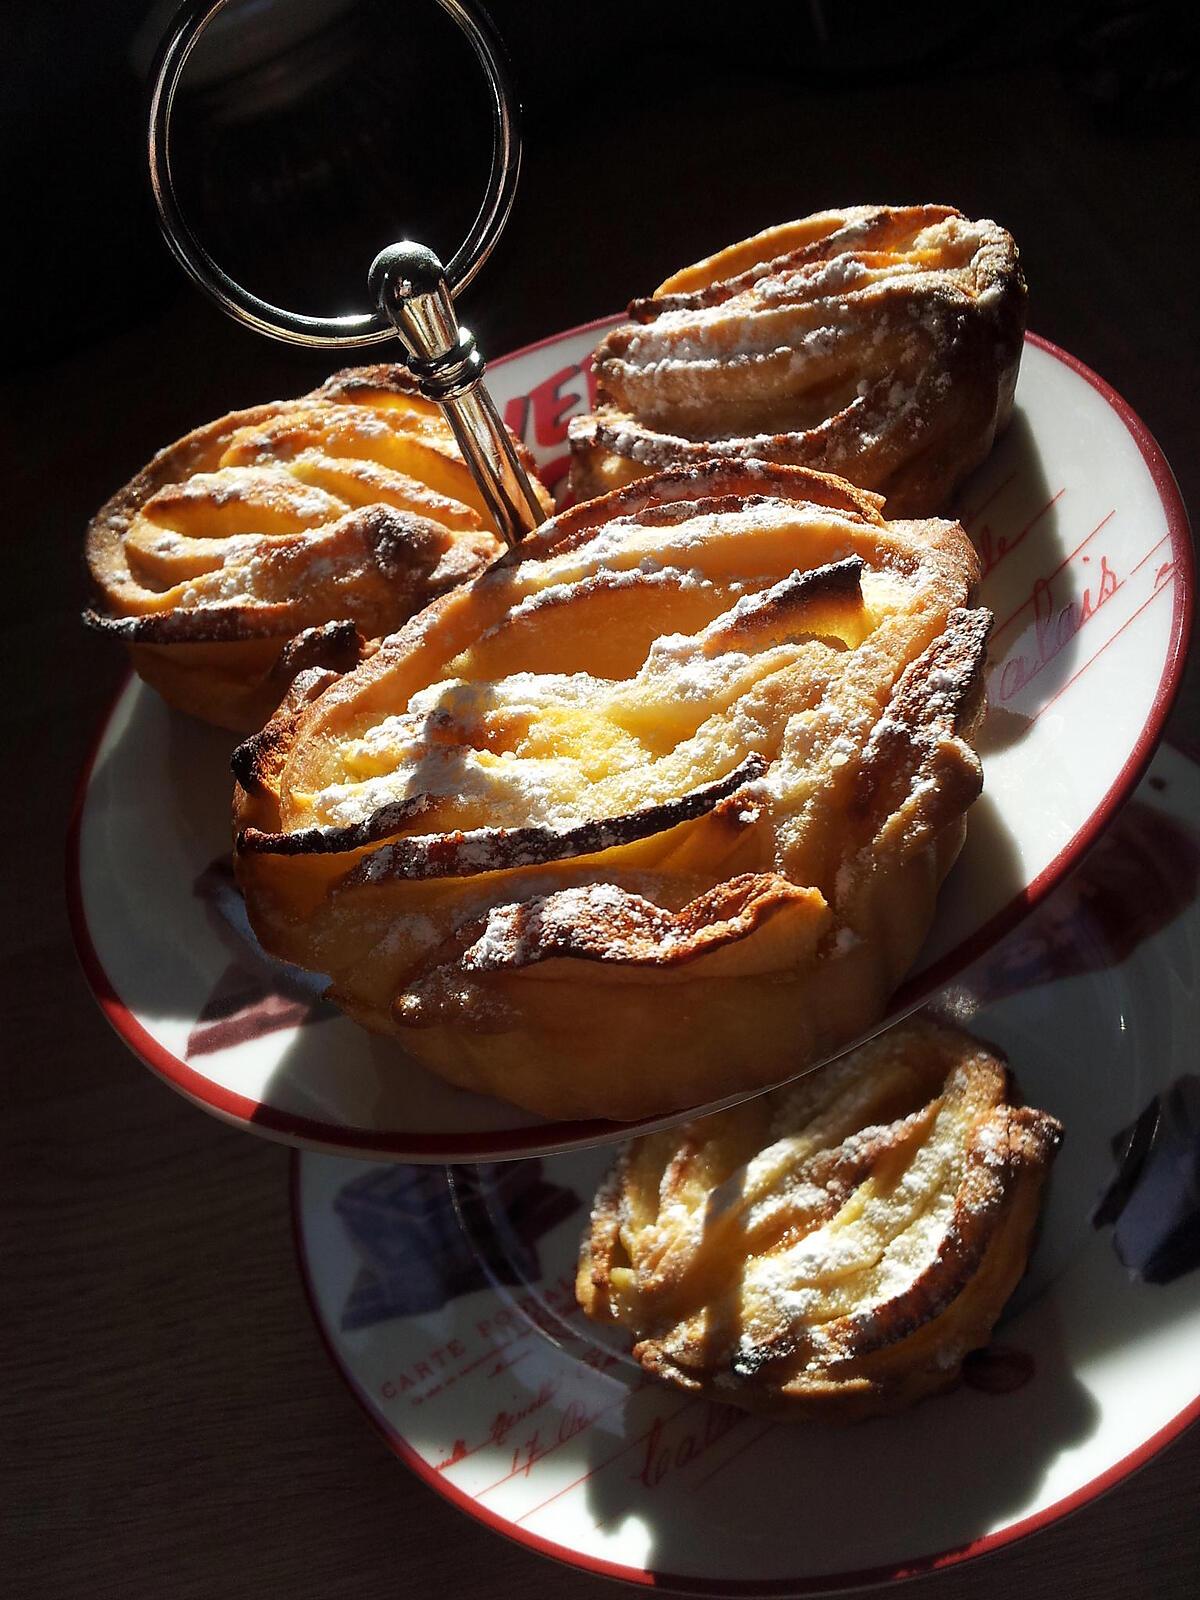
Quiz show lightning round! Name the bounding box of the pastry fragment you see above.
[84,365,551,730]
[570,204,1026,516]
[233,459,989,1121]
[578,1017,1062,1420]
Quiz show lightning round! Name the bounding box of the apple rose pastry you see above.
[233,459,988,1121]
[577,1017,1062,1420]
[83,366,551,731]
[569,204,1026,517]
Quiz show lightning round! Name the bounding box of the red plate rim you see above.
[288,1152,1200,1595]
[66,325,1195,1159]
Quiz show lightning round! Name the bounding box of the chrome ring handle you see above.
[146,0,545,543]
[147,0,522,348]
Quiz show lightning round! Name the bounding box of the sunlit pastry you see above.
[84,366,551,731]
[233,459,989,1121]
[569,204,1025,517]
[577,1016,1062,1420]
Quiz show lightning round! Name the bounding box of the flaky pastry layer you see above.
[578,1017,1062,1419]
[569,204,1026,517]
[233,459,989,1120]
[84,365,551,730]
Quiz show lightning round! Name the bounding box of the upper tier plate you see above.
[68,321,1193,1159]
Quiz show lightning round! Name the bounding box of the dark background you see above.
[3,3,1198,1596]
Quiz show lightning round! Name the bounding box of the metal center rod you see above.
[370,242,546,548]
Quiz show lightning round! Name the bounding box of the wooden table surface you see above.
[4,38,1198,1600]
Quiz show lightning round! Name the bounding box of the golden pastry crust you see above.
[569,204,1026,517]
[577,1017,1062,1420]
[233,459,989,1121]
[84,365,552,731]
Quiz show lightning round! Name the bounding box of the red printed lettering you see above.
[527,363,587,447]
[991,551,1123,707]
[635,1403,743,1490]
[504,395,530,441]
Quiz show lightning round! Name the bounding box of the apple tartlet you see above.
[84,366,551,731]
[232,459,989,1121]
[569,204,1026,517]
[578,1017,1062,1420]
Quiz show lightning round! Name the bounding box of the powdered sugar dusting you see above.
[97,385,501,623]
[577,204,1023,505]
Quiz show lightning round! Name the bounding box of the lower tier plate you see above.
[293,744,1200,1591]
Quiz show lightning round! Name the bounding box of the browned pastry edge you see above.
[239,753,768,874]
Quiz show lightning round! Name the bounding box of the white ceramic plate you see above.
[69,323,1193,1158]
[293,744,1200,1593]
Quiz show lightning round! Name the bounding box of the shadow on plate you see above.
[574,1295,1097,1583]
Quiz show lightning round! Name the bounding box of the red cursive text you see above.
[634,1402,744,1489]
[992,552,1122,706]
